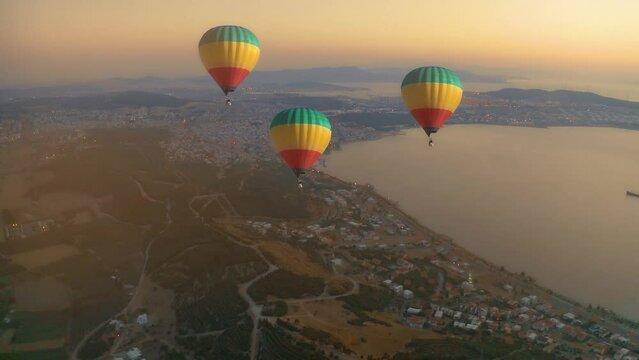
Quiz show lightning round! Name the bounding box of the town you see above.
[1,87,638,359]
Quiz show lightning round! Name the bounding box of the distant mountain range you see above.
[484,88,639,109]
[0,91,189,116]
[258,81,366,92]
[247,66,506,84]
[0,66,507,102]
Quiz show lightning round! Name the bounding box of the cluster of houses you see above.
[109,313,150,360]
[244,187,418,248]
[247,221,272,236]
[3,219,55,240]
[382,279,414,300]
[394,286,637,359]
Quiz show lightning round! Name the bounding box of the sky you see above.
[1,0,638,98]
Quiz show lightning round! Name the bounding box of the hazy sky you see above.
[1,0,638,95]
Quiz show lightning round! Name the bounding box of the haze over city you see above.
[1,1,639,360]
[2,0,639,99]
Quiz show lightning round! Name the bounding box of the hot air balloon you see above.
[198,25,260,105]
[270,108,332,188]
[401,67,463,146]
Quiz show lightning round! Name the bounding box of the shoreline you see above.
[322,171,639,329]
[322,126,639,324]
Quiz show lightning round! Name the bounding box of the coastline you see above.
[321,171,639,333]
[322,125,639,325]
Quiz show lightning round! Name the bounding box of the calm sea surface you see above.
[325,125,639,319]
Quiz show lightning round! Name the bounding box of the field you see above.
[259,240,331,279]
[11,275,71,312]
[0,348,68,360]
[151,238,267,333]
[11,244,80,270]
[248,269,324,303]
[1,126,443,358]
[3,311,67,346]
[391,337,555,360]
[258,320,329,360]
[175,316,251,360]
[284,300,442,358]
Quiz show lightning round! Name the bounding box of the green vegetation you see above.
[175,316,251,360]
[175,280,247,333]
[150,227,266,282]
[175,161,322,221]
[393,269,437,300]
[77,323,114,360]
[79,338,110,360]
[0,270,13,321]
[300,326,332,343]
[248,269,324,303]
[6,311,66,344]
[36,253,128,347]
[391,337,554,360]
[151,234,268,333]
[222,163,319,219]
[342,284,395,312]
[26,128,172,226]
[159,347,188,360]
[299,326,349,353]
[259,320,328,360]
[0,349,68,360]
[261,300,288,317]
[341,285,395,327]
[350,248,400,268]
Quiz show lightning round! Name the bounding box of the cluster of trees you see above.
[248,270,324,303]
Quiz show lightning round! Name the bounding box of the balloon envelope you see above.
[270,108,332,178]
[401,67,463,136]
[198,25,260,95]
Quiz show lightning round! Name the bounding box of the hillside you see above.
[485,88,639,109]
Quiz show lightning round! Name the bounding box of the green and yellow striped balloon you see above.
[401,66,463,140]
[270,108,332,182]
[198,25,260,96]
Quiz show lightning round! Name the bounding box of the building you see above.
[611,334,630,347]
[406,307,422,315]
[562,312,576,322]
[403,289,414,299]
[406,316,425,329]
[136,313,148,326]
[126,347,143,360]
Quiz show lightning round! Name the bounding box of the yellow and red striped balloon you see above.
[198,25,260,96]
[401,67,463,142]
[270,108,332,182]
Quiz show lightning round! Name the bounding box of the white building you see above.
[406,307,422,315]
[136,313,148,326]
[562,312,576,322]
[403,289,414,299]
[126,347,143,360]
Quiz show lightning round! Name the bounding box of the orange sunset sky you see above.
[1,0,638,98]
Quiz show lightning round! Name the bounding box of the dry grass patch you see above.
[11,244,81,270]
[260,240,331,279]
[326,278,354,296]
[33,192,101,218]
[285,300,441,358]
